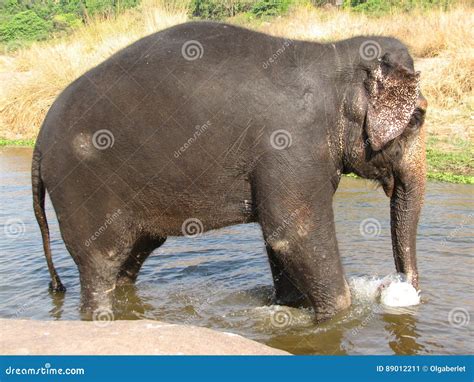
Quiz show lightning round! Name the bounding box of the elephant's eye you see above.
[409,108,425,128]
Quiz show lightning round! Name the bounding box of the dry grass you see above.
[0,2,472,141]
[0,0,189,139]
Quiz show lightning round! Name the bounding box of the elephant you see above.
[32,21,427,322]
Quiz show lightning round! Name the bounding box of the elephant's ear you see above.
[365,53,420,151]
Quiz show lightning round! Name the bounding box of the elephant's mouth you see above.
[381,174,395,198]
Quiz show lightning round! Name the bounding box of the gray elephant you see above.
[32,21,427,322]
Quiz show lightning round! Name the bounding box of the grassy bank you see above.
[0,1,472,183]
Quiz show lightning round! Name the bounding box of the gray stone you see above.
[0,319,290,355]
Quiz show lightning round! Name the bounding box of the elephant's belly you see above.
[126,171,255,236]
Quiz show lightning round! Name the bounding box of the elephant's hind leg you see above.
[76,235,165,319]
[76,249,123,317]
[116,236,166,285]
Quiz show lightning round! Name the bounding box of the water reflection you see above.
[49,290,66,321]
[383,312,424,355]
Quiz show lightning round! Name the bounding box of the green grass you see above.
[425,138,473,184]
[0,0,140,46]
[0,138,35,147]
[426,172,473,184]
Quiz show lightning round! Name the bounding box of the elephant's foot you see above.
[78,264,120,321]
[267,244,310,308]
[79,284,116,321]
[271,273,311,308]
[312,279,352,322]
[274,290,310,308]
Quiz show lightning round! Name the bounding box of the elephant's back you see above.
[35,22,275,212]
[37,22,285,167]
[37,21,272,146]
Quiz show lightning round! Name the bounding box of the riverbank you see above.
[0,319,289,355]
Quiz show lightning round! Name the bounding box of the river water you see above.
[0,147,472,354]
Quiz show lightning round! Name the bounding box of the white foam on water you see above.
[349,274,421,307]
[380,281,420,307]
[349,276,383,303]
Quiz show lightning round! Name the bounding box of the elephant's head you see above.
[342,51,427,289]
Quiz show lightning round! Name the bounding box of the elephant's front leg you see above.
[266,243,309,307]
[258,185,351,322]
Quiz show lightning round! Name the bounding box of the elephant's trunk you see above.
[390,127,426,289]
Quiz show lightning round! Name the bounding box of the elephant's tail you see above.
[32,148,66,292]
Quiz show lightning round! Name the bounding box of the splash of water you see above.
[349,274,420,307]
[380,281,421,307]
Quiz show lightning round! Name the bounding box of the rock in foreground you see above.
[0,319,289,355]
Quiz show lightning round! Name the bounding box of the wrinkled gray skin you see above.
[32,21,427,322]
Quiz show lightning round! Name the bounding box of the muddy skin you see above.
[32,21,426,322]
